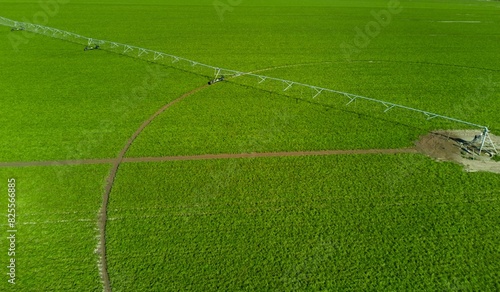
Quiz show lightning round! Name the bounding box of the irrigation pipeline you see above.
[0,17,494,137]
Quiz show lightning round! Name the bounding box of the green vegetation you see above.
[0,165,108,291]
[2,0,499,162]
[0,0,499,291]
[0,33,206,162]
[126,81,431,157]
[108,156,500,290]
[493,155,500,162]
[250,62,500,131]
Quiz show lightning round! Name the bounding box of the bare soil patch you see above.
[416,130,500,174]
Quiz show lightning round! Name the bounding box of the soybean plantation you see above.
[0,0,499,291]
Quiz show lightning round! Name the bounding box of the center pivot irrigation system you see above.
[1,16,497,156]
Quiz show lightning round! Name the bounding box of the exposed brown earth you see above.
[416,130,500,174]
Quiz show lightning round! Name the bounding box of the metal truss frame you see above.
[1,16,497,156]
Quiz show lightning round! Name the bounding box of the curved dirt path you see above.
[97,84,209,292]
[0,61,428,291]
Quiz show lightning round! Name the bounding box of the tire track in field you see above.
[5,59,415,290]
[97,84,209,292]
[0,148,418,168]
[0,60,417,290]
[123,148,418,162]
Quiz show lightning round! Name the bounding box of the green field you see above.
[107,155,500,291]
[0,165,108,290]
[1,0,500,291]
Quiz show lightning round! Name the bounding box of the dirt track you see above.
[0,79,418,292]
[126,148,418,161]
[0,77,418,291]
[0,148,418,168]
[97,84,210,291]
[5,62,496,291]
